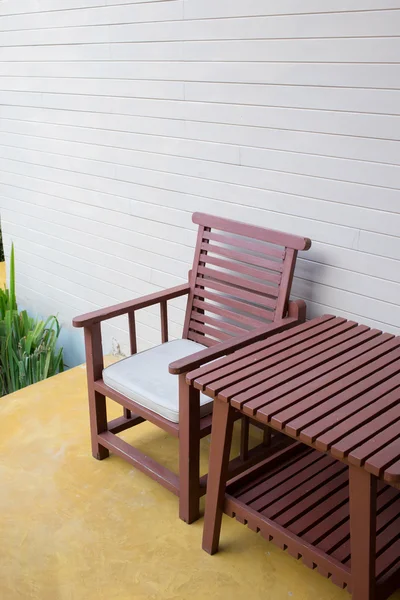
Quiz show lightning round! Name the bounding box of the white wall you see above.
[1,0,399,366]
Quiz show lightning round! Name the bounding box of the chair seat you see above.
[103,339,213,423]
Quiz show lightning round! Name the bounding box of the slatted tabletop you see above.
[187,315,400,485]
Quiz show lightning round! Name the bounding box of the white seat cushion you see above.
[103,339,213,423]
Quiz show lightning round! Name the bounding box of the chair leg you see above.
[179,374,200,524]
[88,389,110,460]
[84,324,109,461]
[202,400,235,555]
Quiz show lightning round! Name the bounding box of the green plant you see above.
[0,244,64,396]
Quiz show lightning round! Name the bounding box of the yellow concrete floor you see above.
[1,364,399,600]
[0,261,6,288]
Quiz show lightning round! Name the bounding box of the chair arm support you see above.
[288,299,307,322]
[73,283,190,328]
[168,316,299,375]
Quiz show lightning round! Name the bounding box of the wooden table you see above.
[187,315,400,600]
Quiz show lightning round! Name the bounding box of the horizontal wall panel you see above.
[0,105,189,138]
[240,146,400,189]
[3,11,400,47]
[0,2,183,30]
[0,0,168,16]
[358,230,400,261]
[3,0,399,22]
[1,62,400,89]
[2,79,400,115]
[184,0,400,19]
[0,77,185,100]
[4,38,400,63]
[185,83,400,116]
[183,10,400,39]
[0,0,107,14]
[298,298,400,337]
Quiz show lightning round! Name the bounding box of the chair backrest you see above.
[183,213,311,347]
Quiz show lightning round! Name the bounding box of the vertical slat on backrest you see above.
[275,248,298,321]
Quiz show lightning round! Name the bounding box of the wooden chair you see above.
[73,213,311,523]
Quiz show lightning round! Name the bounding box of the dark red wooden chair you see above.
[73,213,311,523]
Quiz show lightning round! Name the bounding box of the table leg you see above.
[263,426,272,447]
[349,465,377,600]
[202,399,235,555]
[240,416,250,461]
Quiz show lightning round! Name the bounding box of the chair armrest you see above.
[73,283,190,328]
[168,316,299,376]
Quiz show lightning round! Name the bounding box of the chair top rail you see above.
[193,212,311,251]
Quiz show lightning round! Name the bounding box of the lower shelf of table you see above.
[224,444,400,598]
